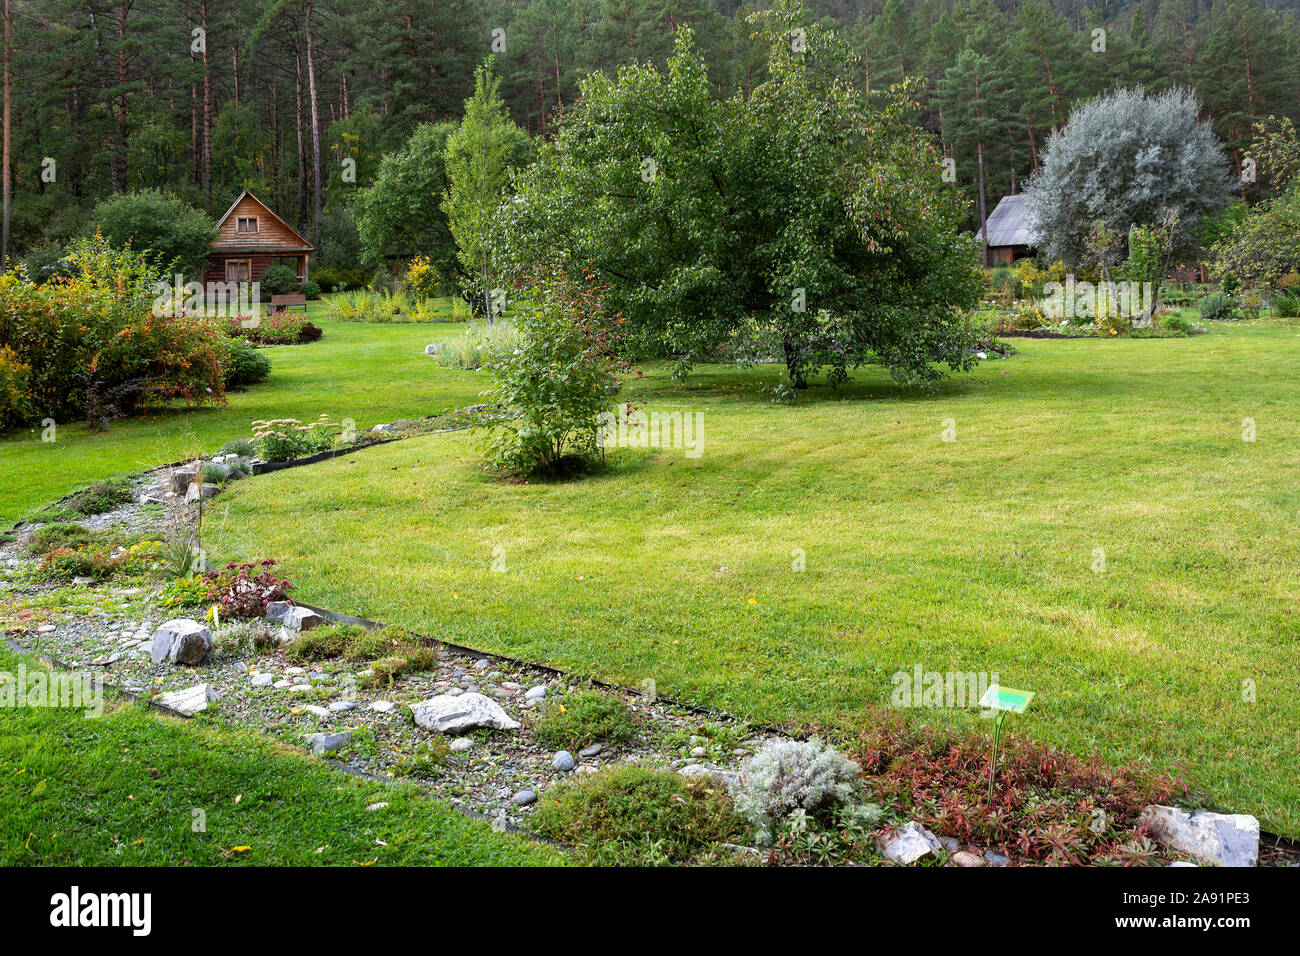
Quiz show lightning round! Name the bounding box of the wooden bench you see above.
[268,293,308,314]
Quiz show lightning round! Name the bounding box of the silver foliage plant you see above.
[1024,86,1231,265]
[729,738,863,844]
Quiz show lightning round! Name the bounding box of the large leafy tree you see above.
[351,121,457,273]
[92,189,215,278]
[1212,117,1300,288]
[442,59,535,316]
[495,2,982,392]
[1024,86,1232,265]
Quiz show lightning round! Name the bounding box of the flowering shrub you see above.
[200,559,292,618]
[0,233,228,425]
[250,414,346,461]
[0,346,32,430]
[403,255,445,299]
[224,313,321,345]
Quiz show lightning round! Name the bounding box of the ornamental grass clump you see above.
[731,737,864,844]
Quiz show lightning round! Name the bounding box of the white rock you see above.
[1139,805,1260,868]
[328,701,358,713]
[306,731,350,755]
[155,684,219,716]
[251,673,274,687]
[449,737,475,753]
[878,822,943,864]
[281,607,324,631]
[410,693,520,734]
[273,679,293,689]
[284,666,306,676]
[366,802,389,812]
[149,619,212,665]
[301,705,330,718]
[369,700,395,713]
[289,684,313,694]
[525,685,547,702]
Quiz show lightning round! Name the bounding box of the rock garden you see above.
[1,452,1288,868]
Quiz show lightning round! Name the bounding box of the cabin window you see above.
[236,216,258,234]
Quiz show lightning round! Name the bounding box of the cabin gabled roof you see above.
[978,193,1039,248]
[211,189,315,251]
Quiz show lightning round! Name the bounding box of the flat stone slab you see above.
[1139,805,1259,867]
[155,684,219,716]
[411,693,520,734]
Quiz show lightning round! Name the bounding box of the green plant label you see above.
[980,685,1035,714]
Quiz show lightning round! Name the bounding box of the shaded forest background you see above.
[5,0,1299,267]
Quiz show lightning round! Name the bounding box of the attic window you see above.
[236,216,258,234]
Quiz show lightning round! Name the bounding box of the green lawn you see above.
[202,318,1300,835]
[0,645,566,865]
[0,307,483,526]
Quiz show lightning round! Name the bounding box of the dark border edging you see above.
[292,599,777,731]
[3,636,197,721]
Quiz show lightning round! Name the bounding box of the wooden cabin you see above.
[978,194,1039,266]
[202,189,314,288]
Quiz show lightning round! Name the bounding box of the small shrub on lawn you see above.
[531,690,637,751]
[826,709,1188,865]
[287,623,394,662]
[478,269,631,478]
[1198,291,1236,320]
[300,280,322,300]
[1160,311,1199,335]
[532,764,743,865]
[223,338,271,388]
[731,738,864,845]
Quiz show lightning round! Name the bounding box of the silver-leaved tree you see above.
[1024,86,1232,267]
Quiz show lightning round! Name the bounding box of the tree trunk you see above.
[201,0,211,206]
[782,336,807,389]
[295,50,307,232]
[305,1,323,231]
[976,140,989,267]
[2,0,10,271]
